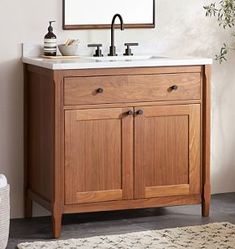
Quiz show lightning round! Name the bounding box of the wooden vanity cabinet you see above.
[24,65,211,238]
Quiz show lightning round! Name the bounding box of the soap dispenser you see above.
[44,21,57,56]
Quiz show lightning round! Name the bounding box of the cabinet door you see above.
[65,108,133,204]
[134,104,201,199]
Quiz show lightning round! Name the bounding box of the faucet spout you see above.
[108,14,124,56]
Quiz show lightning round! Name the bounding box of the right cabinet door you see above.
[134,104,201,199]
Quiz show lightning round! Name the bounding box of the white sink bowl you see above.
[87,55,166,62]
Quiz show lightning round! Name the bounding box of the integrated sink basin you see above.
[22,42,213,70]
[87,55,166,62]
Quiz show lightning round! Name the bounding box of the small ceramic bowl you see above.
[58,44,78,56]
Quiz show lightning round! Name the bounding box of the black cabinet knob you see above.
[126,110,134,116]
[136,110,144,115]
[96,88,104,93]
[170,85,178,91]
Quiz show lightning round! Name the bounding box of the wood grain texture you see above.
[144,115,189,187]
[145,184,190,198]
[63,23,155,30]
[64,73,201,105]
[122,107,134,200]
[64,195,201,214]
[189,105,201,195]
[63,99,202,111]
[27,70,54,202]
[202,65,211,217]
[52,214,62,239]
[59,66,202,78]
[76,190,123,204]
[52,71,65,238]
[74,108,124,121]
[134,104,201,199]
[65,108,133,205]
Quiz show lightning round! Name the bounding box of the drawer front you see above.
[64,73,201,105]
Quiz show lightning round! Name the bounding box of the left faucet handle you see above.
[88,44,104,57]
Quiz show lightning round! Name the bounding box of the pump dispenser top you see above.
[45,21,56,39]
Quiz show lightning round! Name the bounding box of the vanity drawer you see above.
[64,73,201,105]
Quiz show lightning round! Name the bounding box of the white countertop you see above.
[22,55,212,70]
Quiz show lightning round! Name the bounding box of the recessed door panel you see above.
[134,104,201,199]
[65,108,133,204]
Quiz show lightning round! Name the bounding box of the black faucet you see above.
[108,14,124,56]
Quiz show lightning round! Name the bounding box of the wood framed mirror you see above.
[63,0,155,30]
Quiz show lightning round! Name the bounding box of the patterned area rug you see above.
[18,222,235,249]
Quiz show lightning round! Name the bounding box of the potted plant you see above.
[204,0,235,62]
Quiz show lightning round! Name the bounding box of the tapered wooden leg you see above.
[202,202,210,217]
[202,184,211,217]
[52,214,62,239]
[25,197,33,218]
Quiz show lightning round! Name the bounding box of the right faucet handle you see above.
[123,43,139,56]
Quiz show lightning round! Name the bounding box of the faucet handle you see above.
[123,43,139,56]
[88,44,104,57]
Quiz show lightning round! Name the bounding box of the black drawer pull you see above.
[135,110,144,116]
[126,110,134,116]
[170,85,178,91]
[96,88,104,93]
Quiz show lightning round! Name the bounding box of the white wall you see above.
[0,0,235,219]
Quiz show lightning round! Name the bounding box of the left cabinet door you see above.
[65,108,133,205]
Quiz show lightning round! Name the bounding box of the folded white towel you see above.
[0,174,7,188]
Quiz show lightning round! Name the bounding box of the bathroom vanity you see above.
[23,55,212,238]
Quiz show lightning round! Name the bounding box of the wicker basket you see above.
[0,185,10,249]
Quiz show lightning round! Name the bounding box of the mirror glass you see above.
[63,0,155,29]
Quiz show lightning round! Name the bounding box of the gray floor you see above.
[7,193,235,249]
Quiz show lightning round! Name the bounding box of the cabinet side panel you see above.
[202,65,211,216]
[27,70,54,202]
